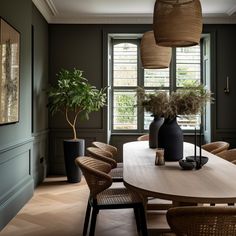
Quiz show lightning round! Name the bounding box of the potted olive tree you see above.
[48,68,106,183]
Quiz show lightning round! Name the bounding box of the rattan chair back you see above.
[87,147,117,169]
[232,160,236,165]
[202,141,229,155]
[87,146,113,158]
[217,149,236,162]
[167,206,236,236]
[137,134,149,141]
[92,141,118,157]
[75,156,112,198]
[76,156,147,236]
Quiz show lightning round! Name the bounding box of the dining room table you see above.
[123,141,236,206]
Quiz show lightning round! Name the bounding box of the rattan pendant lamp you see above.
[153,0,202,47]
[141,31,172,69]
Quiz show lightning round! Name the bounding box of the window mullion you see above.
[137,38,144,132]
[171,48,177,92]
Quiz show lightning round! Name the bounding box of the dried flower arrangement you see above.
[137,85,213,120]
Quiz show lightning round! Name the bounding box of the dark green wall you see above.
[31,3,48,186]
[203,24,236,147]
[49,24,236,167]
[32,4,48,134]
[0,0,32,145]
[48,24,151,172]
[0,0,48,230]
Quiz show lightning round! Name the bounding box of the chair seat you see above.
[117,162,123,168]
[110,167,123,181]
[97,188,142,206]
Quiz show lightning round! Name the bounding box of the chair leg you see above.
[83,200,91,236]
[89,207,99,236]
[139,204,148,236]
[134,207,141,232]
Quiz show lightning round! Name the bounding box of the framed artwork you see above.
[0,18,20,125]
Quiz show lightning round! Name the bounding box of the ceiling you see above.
[33,0,236,24]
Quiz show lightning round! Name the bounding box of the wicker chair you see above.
[92,141,123,168]
[201,141,230,155]
[75,156,148,236]
[207,148,235,206]
[87,147,123,182]
[217,149,236,163]
[137,134,149,141]
[167,206,236,236]
[232,160,236,165]
[92,141,118,158]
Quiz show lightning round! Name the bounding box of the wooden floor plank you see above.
[1,176,174,236]
[0,176,142,236]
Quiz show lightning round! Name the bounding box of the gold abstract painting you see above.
[0,18,20,125]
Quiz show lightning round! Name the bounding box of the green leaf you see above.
[47,68,107,136]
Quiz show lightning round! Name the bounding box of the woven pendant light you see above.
[153,0,202,47]
[141,31,172,69]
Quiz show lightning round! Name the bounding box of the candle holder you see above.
[179,125,208,170]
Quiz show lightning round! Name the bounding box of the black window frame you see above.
[109,35,203,134]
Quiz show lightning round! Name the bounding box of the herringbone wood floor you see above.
[0,176,146,236]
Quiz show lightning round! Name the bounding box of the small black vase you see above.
[158,117,183,161]
[149,116,164,148]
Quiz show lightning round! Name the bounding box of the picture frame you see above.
[0,18,20,125]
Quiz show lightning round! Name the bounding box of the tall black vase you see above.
[63,139,85,183]
[149,116,164,148]
[158,117,183,161]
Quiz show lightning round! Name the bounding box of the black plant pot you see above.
[158,117,183,161]
[63,139,85,183]
[149,116,164,148]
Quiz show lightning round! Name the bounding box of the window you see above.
[110,36,202,133]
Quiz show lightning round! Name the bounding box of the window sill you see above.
[111,132,201,136]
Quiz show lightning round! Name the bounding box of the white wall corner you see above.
[32,0,52,22]
[226,4,236,16]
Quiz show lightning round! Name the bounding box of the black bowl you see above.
[186,156,209,166]
[179,159,196,170]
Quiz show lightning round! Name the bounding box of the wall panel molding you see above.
[0,137,34,156]
[0,177,33,230]
[0,140,34,230]
[32,130,48,186]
